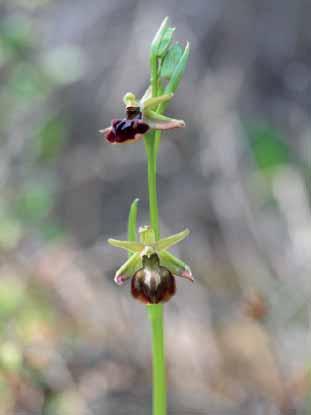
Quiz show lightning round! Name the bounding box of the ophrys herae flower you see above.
[109,226,193,304]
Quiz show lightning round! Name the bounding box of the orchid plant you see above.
[102,17,192,415]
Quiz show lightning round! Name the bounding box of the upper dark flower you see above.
[100,92,185,144]
[104,108,150,143]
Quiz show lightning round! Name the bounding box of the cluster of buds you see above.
[109,226,193,304]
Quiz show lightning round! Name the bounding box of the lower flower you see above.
[108,226,193,304]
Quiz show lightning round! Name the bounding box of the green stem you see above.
[147,304,166,415]
[145,37,167,415]
[150,54,158,98]
[145,134,160,240]
[145,134,167,415]
[145,132,167,415]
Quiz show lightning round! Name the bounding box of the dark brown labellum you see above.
[105,118,149,143]
[131,254,176,304]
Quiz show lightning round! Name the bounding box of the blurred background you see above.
[0,0,311,413]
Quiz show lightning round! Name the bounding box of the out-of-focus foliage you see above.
[247,124,289,173]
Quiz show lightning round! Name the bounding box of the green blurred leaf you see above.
[9,63,50,99]
[0,15,34,53]
[15,184,53,223]
[40,222,65,241]
[0,342,22,373]
[16,288,57,341]
[0,39,12,66]
[36,116,66,161]
[247,124,289,173]
[0,218,22,249]
[0,279,25,317]
[0,374,12,403]
[160,43,184,80]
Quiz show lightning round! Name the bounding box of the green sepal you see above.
[164,42,190,94]
[151,17,169,56]
[155,228,190,252]
[128,198,139,258]
[160,43,184,80]
[114,252,141,285]
[157,27,175,57]
[159,250,193,281]
[108,239,144,253]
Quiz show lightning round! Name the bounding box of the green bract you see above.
[157,27,175,57]
[127,198,139,257]
[150,17,169,57]
[160,43,184,80]
[164,42,190,95]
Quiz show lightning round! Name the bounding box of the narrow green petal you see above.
[142,94,173,111]
[155,228,190,252]
[108,238,144,253]
[144,110,179,122]
[159,251,193,282]
[114,253,141,285]
[128,198,139,258]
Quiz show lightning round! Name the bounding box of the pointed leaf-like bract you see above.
[114,252,141,285]
[128,198,139,258]
[164,42,190,94]
[155,228,190,252]
[157,27,175,57]
[142,93,173,111]
[160,43,184,80]
[151,16,169,56]
[154,42,190,156]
